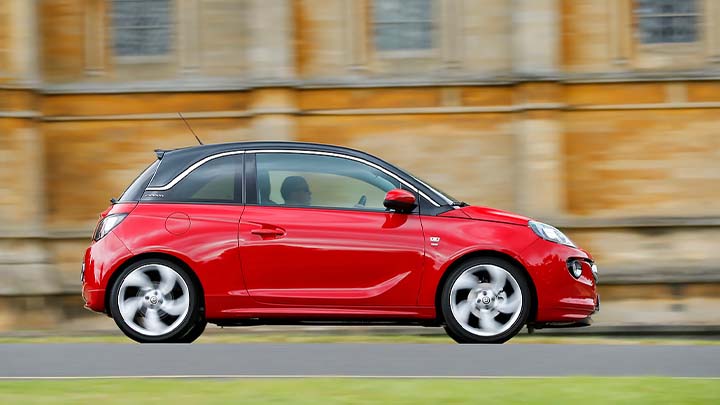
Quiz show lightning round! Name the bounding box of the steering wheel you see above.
[354,195,367,208]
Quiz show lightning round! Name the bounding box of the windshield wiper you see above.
[451,201,468,207]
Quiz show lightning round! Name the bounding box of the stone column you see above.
[511,0,559,75]
[245,0,295,80]
[344,0,368,71]
[440,0,463,69]
[84,0,106,76]
[0,0,58,311]
[177,0,201,75]
[248,88,297,141]
[513,114,565,218]
[8,0,39,85]
[704,0,720,62]
[509,1,564,218]
[245,0,296,140]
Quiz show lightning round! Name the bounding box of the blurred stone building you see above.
[1,0,719,330]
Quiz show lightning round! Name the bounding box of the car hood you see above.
[439,205,531,226]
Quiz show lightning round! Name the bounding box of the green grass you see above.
[0,333,719,345]
[0,378,718,404]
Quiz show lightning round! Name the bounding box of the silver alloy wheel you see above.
[449,264,523,337]
[117,264,190,337]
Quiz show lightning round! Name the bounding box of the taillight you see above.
[93,214,128,241]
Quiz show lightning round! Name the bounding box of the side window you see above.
[255,153,402,211]
[142,155,241,203]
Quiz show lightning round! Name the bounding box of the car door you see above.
[238,151,426,307]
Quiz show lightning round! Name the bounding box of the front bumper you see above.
[520,238,599,323]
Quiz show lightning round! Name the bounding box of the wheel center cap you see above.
[149,296,159,305]
[481,296,491,305]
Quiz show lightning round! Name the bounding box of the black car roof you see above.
[149,141,403,189]
[157,141,376,161]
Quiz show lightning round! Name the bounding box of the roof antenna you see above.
[178,112,203,145]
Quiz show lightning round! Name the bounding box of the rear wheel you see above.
[441,257,531,344]
[109,259,203,343]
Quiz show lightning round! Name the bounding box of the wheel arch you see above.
[433,250,538,325]
[104,252,206,316]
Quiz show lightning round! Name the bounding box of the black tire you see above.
[440,257,531,344]
[174,313,207,343]
[109,259,202,343]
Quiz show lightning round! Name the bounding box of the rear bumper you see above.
[81,231,133,313]
[521,238,599,323]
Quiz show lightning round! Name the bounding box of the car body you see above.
[82,141,598,343]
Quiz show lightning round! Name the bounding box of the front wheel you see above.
[109,259,203,343]
[441,257,531,344]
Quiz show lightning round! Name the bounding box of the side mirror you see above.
[383,189,417,213]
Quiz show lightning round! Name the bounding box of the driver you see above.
[280,176,312,206]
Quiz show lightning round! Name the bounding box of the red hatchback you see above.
[82,141,598,343]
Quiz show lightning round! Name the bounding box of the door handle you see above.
[250,228,284,237]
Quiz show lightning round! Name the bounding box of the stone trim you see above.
[30,100,720,121]
[0,111,41,118]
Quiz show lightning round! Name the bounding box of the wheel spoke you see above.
[497,294,521,314]
[486,265,507,293]
[161,294,189,316]
[478,312,504,334]
[123,271,152,289]
[119,296,142,321]
[454,272,480,290]
[157,266,178,295]
[454,300,473,324]
[143,308,165,333]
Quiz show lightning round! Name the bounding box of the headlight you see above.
[528,220,575,248]
[93,214,127,241]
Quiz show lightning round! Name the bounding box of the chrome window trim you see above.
[146,150,246,192]
[146,149,443,207]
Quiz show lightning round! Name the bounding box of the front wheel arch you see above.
[104,252,205,317]
[434,250,537,325]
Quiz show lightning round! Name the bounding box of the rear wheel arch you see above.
[104,252,205,316]
[434,250,538,325]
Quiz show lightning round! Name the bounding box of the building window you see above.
[112,0,172,57]
[635,0,699,44]
[372,0,433,52]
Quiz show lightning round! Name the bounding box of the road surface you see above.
[1,343,718,378]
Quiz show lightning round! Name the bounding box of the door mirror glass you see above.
[383,189,416,213]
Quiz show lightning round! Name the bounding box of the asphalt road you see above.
[1,343,718,378]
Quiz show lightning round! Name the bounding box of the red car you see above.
[82,141,598,343]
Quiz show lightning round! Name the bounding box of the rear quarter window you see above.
[118,161,160,202]
[141,154,241,203]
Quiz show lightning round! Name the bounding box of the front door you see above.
[238,151,425,307]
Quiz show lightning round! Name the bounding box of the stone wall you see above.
[1,0,719,330]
